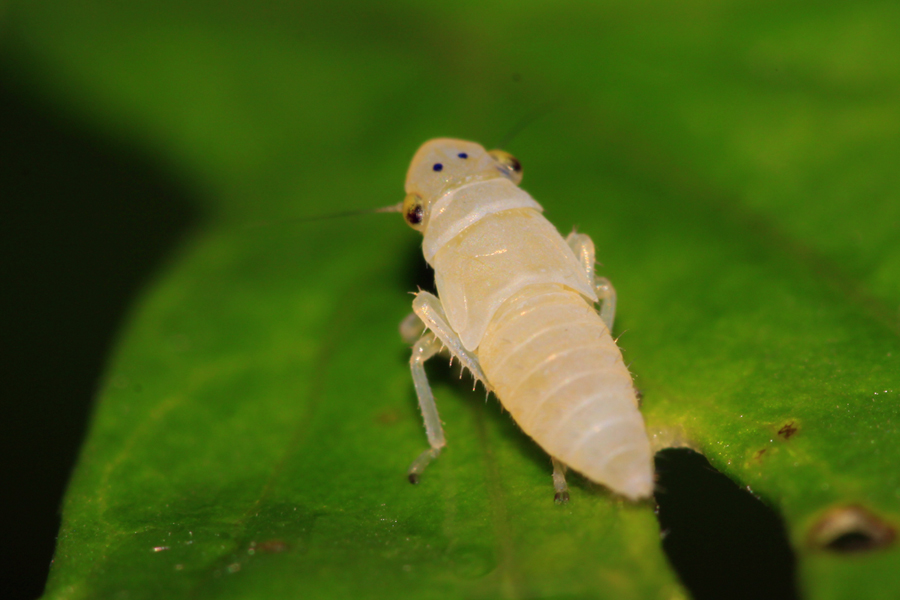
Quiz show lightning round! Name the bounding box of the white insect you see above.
[398,139,653,502]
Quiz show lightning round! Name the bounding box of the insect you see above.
[398,138,653,502]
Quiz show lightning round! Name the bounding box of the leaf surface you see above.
[7,1,898,598]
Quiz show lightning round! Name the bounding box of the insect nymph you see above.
[399,139,653,501]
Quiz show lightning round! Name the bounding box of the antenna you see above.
[494,100,560,149]
[244,202,402,230]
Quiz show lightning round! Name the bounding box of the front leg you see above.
[566,231,617,331]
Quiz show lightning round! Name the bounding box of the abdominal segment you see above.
[476,283,653,500]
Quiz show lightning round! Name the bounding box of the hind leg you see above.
[412,292,488,388]
[407,331,446,483]
[551,457,570,504]
[403,292,490,484]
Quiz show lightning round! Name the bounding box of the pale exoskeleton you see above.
[399,139,653,502]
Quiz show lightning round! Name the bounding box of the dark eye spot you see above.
[433,163,443,172]
[508,156,522,172]
[406,204,424,225]
[458,153,468,159]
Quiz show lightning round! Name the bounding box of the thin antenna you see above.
[494,100,560,149]
[245,202,402,230]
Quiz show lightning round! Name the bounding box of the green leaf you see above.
[7,0,899,598]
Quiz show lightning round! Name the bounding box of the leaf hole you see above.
[808,505,895,553]
[654,448,798,600]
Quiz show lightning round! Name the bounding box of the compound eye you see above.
[488,149,523,184]
[403,193,425,230]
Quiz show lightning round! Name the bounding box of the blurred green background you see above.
[2,1,899,599]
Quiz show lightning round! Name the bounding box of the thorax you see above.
[424,181,596,352]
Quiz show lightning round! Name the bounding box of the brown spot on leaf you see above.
[809,505,895,553]
[376,410,400,425]
[777,421,798,440]
[257,539,289,553]
[753,448,767,461]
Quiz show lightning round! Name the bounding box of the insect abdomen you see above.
[477,283,653,500]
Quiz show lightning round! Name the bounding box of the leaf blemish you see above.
[256,540,290,553]
[777,421,798,440]
[376,410,400,425]
[809,505,896,553]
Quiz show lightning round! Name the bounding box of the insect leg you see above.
[566,232,617,330]
[566,231,596,280]
[594,277,617,331]
[412,292,490,391]
[551,457,570,504]
[399,311,426,345]
[408,331,446,484]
